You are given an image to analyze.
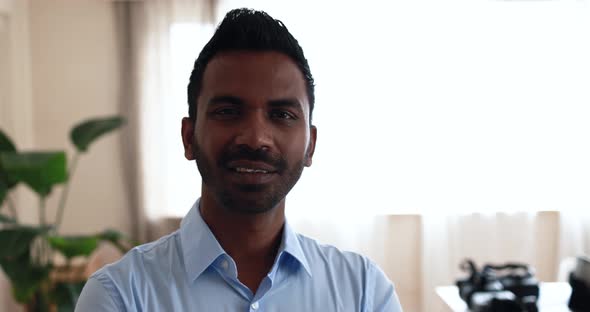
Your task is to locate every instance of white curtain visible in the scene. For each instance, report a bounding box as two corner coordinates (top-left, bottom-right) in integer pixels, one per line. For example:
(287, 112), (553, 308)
(558, 211), (590, 270)
(114, 0), (214, 241)
(210, 3), (590, 311)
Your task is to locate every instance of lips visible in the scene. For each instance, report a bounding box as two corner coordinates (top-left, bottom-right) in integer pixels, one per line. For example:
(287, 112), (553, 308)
(224, 160), (279, 185)
(226, 160), (278, 174)
(234, 167), (270, 173)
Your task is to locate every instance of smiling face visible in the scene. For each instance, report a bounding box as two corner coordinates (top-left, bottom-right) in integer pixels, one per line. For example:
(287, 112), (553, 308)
(181, 51), (317, 214)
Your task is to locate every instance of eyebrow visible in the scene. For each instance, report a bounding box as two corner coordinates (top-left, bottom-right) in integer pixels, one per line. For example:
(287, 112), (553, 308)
(208, 96), (304, 112)
(207, 95), (245, 107)
(268, 98), (304, 113)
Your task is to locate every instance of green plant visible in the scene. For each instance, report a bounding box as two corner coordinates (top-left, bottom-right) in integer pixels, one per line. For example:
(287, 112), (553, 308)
(0, 116), (131, 311)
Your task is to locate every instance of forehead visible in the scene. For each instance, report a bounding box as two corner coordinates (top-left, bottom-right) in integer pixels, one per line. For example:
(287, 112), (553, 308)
(198, 51), (309, 111)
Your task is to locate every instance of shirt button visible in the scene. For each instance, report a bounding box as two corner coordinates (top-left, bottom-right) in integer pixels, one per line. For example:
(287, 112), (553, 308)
(221, 260), (229, 270)
(251, 301), (259, 310)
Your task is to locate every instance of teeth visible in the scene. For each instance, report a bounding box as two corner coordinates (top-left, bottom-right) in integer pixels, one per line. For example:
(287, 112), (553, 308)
(234, 167), (269, 174)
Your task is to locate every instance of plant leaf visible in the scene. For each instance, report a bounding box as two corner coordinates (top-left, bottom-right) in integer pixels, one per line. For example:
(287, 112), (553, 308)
(0, 213), (16, 224)
(0, 226), (51, 303)
(0, 226), (49, 257)
(97, 229), (123, 243)
(0, 131), (19, 190)
(50, 281), (85, 312)
(70, 116), (125, 152)
(0, 180), (6, 207)
(0, 129), (18, 193)
(0, 129), (16, 152)
(0, 152), (67, 197)
(0, 165), (19, 191)
(97, 229), (135, 253)
(48, 235), (99, 259)
(0, 251), (50, 303)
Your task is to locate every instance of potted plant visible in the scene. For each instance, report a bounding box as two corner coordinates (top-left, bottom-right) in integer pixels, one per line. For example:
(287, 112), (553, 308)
(0, 116), (132, 311)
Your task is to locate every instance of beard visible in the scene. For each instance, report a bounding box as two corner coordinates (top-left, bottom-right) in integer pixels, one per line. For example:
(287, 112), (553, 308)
(193, 141), (307, 214)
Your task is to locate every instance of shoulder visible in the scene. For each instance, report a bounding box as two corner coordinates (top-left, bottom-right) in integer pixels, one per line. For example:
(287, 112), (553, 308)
(295, 233), (403, 311)
(296, 232), (376, 273)
(81, 231), (183, 305)
(93, 230), (181, 280)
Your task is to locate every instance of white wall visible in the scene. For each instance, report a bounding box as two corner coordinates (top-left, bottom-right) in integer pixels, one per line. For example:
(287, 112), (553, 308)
(1, 0), (131, 309)
(28, 0), (131, 235)
(1, 0), (35, 310)
(0, 0), (133, 235)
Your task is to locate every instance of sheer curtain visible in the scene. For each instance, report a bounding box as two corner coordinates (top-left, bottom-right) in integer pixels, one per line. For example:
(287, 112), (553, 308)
(415, 1), (590, 309)
(126, 0), (590, 311)
(114, 0), (214, 241)
(208, 0), (590, 216)
(559, 211), (590, 269)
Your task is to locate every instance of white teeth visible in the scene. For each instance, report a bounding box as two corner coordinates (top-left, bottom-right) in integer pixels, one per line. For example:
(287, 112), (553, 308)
(234, 167), (269, 174)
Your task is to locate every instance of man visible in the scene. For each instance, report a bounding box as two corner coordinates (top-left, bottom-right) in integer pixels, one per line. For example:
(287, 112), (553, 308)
(76, 8), (403, 311)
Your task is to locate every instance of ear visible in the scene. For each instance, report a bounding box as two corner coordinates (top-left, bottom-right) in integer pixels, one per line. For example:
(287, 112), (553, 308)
(304, 125), (317, 167)
(181, 117), (196, 160)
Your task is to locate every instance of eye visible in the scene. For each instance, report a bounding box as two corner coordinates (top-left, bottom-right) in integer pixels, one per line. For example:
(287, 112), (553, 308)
(210, 107), (240, 119)
(216, 108), (239, 115)
(269, 110), (297, 120)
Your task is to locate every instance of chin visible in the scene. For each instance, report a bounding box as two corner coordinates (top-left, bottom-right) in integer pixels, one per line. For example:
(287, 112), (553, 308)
(217, 189), (283, 215)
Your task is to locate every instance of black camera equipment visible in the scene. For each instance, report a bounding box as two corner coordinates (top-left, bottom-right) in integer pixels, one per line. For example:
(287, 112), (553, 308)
(568, 256), (590, 311)
(456, 259), (539, 312)
(568, 272), (590, 311)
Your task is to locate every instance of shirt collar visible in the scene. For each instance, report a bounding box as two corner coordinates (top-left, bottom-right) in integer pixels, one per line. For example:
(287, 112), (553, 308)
(180, 198), (312, 281)
(180, 199), (226, 282)
(279, 220), (312, 277)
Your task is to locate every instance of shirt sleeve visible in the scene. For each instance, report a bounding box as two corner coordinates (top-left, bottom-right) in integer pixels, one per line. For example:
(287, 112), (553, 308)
(75, 275), (124, 312)
(366, 262), (404, 312)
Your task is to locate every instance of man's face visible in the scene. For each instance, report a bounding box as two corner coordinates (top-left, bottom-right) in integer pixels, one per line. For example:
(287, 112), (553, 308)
(181, 51), (316, 214)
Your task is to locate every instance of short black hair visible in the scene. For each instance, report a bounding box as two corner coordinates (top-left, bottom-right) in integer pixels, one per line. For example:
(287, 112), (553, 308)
(187, 8), (315, 123)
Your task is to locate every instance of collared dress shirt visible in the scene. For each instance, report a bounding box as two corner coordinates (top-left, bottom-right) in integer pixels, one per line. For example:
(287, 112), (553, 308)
(76, 200), (403, 311)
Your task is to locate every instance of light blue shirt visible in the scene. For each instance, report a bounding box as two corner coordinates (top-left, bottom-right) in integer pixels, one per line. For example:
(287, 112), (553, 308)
(76, 200), (403, 311)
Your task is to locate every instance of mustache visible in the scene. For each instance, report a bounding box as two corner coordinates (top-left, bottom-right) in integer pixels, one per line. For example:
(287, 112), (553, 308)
(218, 146), (287, 172)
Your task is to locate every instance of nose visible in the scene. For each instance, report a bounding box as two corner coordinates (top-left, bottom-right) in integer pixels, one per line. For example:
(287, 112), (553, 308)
(234, 110), (273, 150)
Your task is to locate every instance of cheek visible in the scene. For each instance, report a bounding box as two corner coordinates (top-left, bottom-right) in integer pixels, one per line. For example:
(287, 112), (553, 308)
(196, 126), (232, 157)
(282, 129), (310, 159)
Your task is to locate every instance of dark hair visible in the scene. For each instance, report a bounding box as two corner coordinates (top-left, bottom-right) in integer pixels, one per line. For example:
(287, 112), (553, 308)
(187, 8), (315, 123)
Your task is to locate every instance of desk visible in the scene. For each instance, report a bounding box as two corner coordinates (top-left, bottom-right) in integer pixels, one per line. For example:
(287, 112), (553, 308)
(436, 282), (572, 312)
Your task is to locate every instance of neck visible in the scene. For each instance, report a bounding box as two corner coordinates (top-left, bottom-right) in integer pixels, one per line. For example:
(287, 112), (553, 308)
(199, 191), (286, 293)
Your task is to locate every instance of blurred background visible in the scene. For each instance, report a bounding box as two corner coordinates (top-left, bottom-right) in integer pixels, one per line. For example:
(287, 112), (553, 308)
(1, 0), (589, 311)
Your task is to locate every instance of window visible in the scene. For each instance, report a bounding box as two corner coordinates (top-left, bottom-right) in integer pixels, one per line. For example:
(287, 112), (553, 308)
(163, 1), (590, 217)
(161, 23), (214, 217)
